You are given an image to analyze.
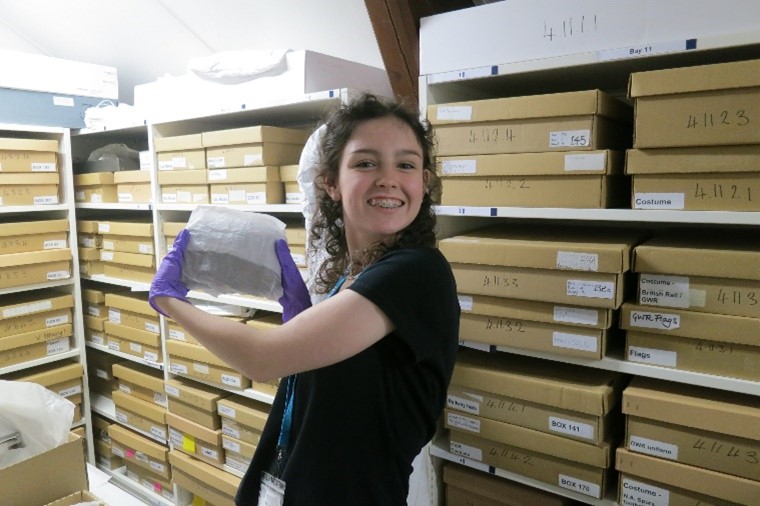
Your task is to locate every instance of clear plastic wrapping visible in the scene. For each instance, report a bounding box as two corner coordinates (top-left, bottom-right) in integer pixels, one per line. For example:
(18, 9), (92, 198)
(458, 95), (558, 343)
(182, 206), (287, 299)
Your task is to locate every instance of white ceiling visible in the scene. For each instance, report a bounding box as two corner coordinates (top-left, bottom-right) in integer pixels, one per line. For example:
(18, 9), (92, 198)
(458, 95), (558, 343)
(0, 0), (385, 104)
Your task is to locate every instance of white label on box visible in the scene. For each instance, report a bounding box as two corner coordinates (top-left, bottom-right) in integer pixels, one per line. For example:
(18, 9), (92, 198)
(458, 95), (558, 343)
(558, 474), (600, 498)
(115, 410), (128, 424)
(549, 130), (590, 148)
(169, 428), (184, 446)
(170, 363), (188, 374)
(119, 384), (132, 394)
(620, 478), (670, 506)
(564, 152), (606, 171)
(177, 191), (191, 203)
(80, 237), (95, 248)
(90, 333), (105, 345)
(566, 280), (614, 299)
(630, 310), (680, 330)
(222, 374), (242, 387)
(192, 193), (206, 203)
(47, 337), (69, 355)
(193, 362), (209, 374)
(436, 106), (472, 121)
(171, 156), (187, 168)
(441, 159), (477, 175)
(31, 162), (56, 172)
(162, 192), (178, 203)
(43, 240), (66, 249)
(447, 394), (480, 415)
(158, 161), (174, 170)
(138, 243), (153, 254)
(212, 193), (229, 204)
(457, 295), (473, 311)
(449, 440), (482, 461)
(47, 270), (70, 280)
(246, 192), (266, 204)
(59, 385), (81, 397)
(553, 306), (598, 326)
(164, 384), (180, 397)
(639, 274), (690, 308)
(628, 346), (677, 367)
(144, 351), (158, 363)
(223, 425), (241, 439)
(130, 342), (142, 353)
(549, 417), (594, 440)
(45, 314), (69, 326)
(151, 426), (166, 439)
(75, 190), (85, 201)
(556, 251), (598, 271)
(53, 96), (74, 106)
(102, 241), (114, 250)
(145, 322), (159, 333)
(286, 192), (306, 204)
(96, 368), (109, 380)
(201, 446), (218, 459)
(208, 168), (227, 179)
(98, 223), (110, 233)
(208, 157), (226, 169)
(100, 251), (114, 261)
(111, 446), (125, 458)
(552, 332), (598, 352)
(118, 193), (133, 203)
(629, 435), (678, 460)
(135, 451), (148, 464)
(150, 461), (165, 473)
(218, 405), (236, 418)
(108, 308), (121, 323)
(34, 195), (58, 205)
(3, 300), (52, 318)
(244, 153), (262, 165)
(447, 412), (480, 433)
(223, 438), (241, 452)
(169, 329), (186, 341)
(459, 340), (492, 352)
(634, 192), (685, 210)
(291, 253), (306, 265)
(153, 392), (169, 407)
(91, 194), (102, 203)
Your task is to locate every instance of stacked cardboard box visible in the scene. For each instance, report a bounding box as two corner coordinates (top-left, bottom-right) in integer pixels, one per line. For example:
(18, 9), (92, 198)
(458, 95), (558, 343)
(104, 292), (162, 365)
(0, 289), (74, 368)
(166, 337), (251, 391)
(0, 137), (60, 207)
(427, 91), (632, 208)
(114, 169), (152, 204)
(73, 172), (117, 203)
(217, 395), (271, 473)
(440, 225), (644, 359)
(279, 163), (305, 204)
(169, 449), (241, 505)
(202, 125), (308, 205)
(282, 220), (307, 268)
(616, 378), (760, 504)
(164, 376), (227, 431)
(97, 219), (155, 283)
(77, 220), (104, 277)
(91, 413), (123, 470)
(86, 346), (123, 400)
(111, 362), (168, 444)
(155, 133), (209, 204)
(108, 423), (174, 502)
(445, 348), (625, 501)
(627, 59), (760, 211)
(244, 313), (282, 396)
(621, 232), (760, 381)
(0, 219), (72, 290)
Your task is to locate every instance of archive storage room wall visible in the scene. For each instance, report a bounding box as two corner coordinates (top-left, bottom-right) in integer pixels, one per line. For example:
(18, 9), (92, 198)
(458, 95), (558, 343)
(420, 2), (760, 506)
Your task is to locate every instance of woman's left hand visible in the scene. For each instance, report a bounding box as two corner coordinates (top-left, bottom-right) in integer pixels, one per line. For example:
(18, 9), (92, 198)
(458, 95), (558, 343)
(274, 239), (312, 322)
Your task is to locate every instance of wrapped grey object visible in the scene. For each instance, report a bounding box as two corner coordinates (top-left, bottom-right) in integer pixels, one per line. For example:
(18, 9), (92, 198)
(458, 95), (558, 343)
(182, 206), (287, 299)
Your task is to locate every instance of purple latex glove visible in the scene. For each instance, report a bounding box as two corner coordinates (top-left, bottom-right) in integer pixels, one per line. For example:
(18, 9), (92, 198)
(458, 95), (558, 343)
(149, 229), (191, 316)
(275, 239), (311, 323)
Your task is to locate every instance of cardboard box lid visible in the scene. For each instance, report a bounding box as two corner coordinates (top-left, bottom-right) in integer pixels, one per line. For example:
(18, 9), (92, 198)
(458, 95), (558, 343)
(0, 137), (58, 152)
(162, 221), (187, 236)
(279, 164), (299, 181)
(45, 490), (106, 506)
(73, 172), (115, 186)
(157, 168), (208, 185)
(113, 361), (165, 392)
(633, 232), (760, 280)
(439, 150), (623, 177)
(97, 220), (153, 237)
(104, 320), (159, 346)
(112, 389), (166, 421)
(629, 58), (760, 98)
(1, 433), (87, 506)
(107, 423), (168, 460)
(165, 411), (222, 445)
(428, 90), (632, 124)
(113, 169), (151, 184)
(0, 172), (59, 185)
(626, 145), (760, 175)
(0, 290), (73, 319)
(216, 395), (271, 429)
(0, 219), (68, 237)
(201, 125), (310, 147)
(165, 376), (227, 411)
(0, 248), (71, 269)
(452, 348), (624, 415)
(169, 449), (240, 495)
(105, 292), (153, 317)
(616, 447), (760, 505)
(153, 133), (203, 152)
(440, 226), (646, 273)
(3, 360), (82, 385)
(166, 339), (229, 368)
(622, 377), (760, 440)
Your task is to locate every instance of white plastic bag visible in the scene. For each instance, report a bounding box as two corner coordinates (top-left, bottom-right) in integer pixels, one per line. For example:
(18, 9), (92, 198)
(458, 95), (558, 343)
(182, 206), (287, 299)
(0, 380), (75, 469)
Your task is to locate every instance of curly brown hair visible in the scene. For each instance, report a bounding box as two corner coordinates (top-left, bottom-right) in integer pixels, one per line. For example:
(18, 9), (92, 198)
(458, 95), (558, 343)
(308, 93), (440, 294)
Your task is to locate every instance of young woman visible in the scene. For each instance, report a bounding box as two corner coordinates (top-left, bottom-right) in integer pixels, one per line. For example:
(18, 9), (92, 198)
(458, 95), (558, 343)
(150, 93), (460, 505)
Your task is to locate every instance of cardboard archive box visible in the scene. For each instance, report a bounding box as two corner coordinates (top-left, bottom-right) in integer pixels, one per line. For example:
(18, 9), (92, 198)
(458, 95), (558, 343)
(165, 376), (227, 429)
(428, 90), (632, 156)
(124, 460), (175, 503)
(449, 349), (624, 446)
(73, 172), (117, 203)
(169, 449), (241, 506)
(438, 150), (628, 208)
(0, 137), (58, 173)
(443, 462), (572, 506)
(107, 423), (171, 481)
(112, 388), (168, 443)
(113, 361), (168, 408)
(209, 181), (285, 205)
(0, 219), (68, 255)
(0, 248), (71, 290)
(103, 320), (161, 364)
(0, 322), (72, 368)
(632, 233), (760, 319)
(86, 347), (123, 399)
(113, 169), (152, 204)
(622, 377), (760, 483)
(217, 395), (271, 447)
(630, 58), (760, 149)
(154, 133), (206, 171)
(166, 411), (225, 468)
(279, 164), (305, 204)
(627, 145), (760, 211)
(0, 171), (59, 206)
(166, 339), (252, 390)
(105, 292), (160, 334)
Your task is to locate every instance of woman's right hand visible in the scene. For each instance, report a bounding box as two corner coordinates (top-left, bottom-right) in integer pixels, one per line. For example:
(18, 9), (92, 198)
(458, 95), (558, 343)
(149, 229), (191, 316)
(274, 239), (312, 322)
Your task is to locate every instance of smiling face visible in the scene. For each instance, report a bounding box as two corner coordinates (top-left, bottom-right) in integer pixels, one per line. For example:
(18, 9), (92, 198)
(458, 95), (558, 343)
(325, 116), (429, 255)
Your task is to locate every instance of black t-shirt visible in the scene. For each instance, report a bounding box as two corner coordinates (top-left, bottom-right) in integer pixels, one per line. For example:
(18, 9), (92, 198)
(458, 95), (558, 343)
(236, 247), (460, 505)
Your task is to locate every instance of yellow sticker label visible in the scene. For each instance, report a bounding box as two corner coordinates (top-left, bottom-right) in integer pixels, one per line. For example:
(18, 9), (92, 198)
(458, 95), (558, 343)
(191, 495), (206, 506)
(182, 434), (196, 453)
